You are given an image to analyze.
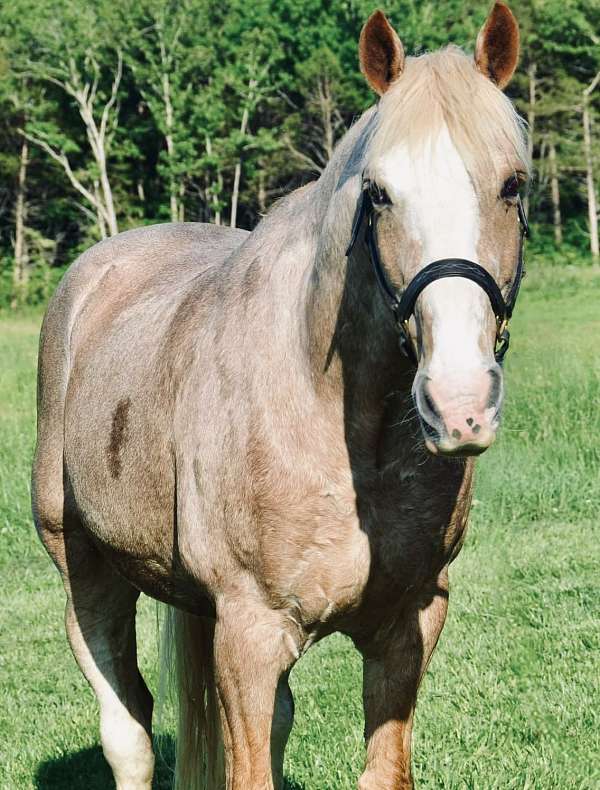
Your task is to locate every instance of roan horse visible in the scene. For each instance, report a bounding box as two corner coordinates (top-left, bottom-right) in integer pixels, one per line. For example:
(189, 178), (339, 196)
(32, 4), (529, 788)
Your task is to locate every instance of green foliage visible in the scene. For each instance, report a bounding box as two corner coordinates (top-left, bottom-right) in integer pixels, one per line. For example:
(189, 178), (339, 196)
(0, 256), (65, 309)
(0, 0), (598, 307)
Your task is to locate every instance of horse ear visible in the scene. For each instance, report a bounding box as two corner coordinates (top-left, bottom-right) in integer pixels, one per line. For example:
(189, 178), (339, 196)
(359, 11), (405, 96)
(475, 2), (520, 89)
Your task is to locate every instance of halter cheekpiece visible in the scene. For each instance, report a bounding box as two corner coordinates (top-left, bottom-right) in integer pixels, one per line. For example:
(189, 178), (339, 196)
(345, 176), (529, 365)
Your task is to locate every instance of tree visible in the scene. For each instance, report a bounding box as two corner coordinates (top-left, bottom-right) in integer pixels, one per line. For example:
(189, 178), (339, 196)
(283, 47), (348, 175)
(0, 55), (32, 306)
(21, 52), (123, 239)
(216, 22), (282, 228)
(10, 0), (125, 239)
(0, 33), (59, 306)
(123, 0), (212, 223)
(510, 0), (599, 247)
(582, 71), (600, 258)
(0, 0), (599, 283)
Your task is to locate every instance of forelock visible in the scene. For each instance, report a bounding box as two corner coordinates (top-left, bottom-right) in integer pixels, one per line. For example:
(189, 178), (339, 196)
(366, 46), (529, 177)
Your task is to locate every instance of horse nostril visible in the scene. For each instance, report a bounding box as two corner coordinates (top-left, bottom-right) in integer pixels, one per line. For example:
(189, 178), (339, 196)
(451, 429), (462, 440)
(413, 376), (444, 442)
(472, 424), (481, 434)
(486, 366), (503, 410)
(422, 382), (442, 423)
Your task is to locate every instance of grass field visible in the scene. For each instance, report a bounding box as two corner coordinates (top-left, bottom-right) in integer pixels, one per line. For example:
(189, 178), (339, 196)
(1, 266), (599, 789)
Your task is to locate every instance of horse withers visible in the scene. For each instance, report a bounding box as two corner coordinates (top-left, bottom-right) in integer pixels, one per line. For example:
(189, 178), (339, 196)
(32, 4), (529, 788)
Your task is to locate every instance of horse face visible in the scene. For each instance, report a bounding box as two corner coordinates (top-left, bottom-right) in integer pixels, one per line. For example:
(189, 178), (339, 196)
(359, 5), (525, 458)
(372, 129), (525, 457)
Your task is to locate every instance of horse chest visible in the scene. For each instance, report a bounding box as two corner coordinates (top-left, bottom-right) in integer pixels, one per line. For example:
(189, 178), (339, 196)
(263, 463), (472, 629)
(357, 465), (473, 606)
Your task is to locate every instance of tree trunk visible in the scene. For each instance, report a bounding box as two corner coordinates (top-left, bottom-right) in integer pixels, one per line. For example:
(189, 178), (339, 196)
(162, 69), (179, 224)
(548, 140), (562, 247)
(11, 136), (29, 309)
(230, 104), (249, 229)
(94, 180), (107, 240)
(97, 148), (118, 236)
(73, 51), (121, 236)
(525, 62), (536, 216)
(178, 181), (185, 222)
(215, 170), (223, 226)
(258, 166), (266, 215)
(230, 78), (257, 228)
(319, 76), (335, 163)
(582, 74), (600, 259)
(205, 135), (221, 224)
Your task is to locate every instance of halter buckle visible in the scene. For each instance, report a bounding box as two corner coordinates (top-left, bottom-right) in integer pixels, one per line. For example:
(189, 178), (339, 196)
(397, 318), (417, 362)
(494, 319), (511, 365)
(496, 317), (509, 339)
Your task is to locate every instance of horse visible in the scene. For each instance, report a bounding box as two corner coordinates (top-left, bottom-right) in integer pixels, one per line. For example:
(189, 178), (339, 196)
(32, 4), (529, 788)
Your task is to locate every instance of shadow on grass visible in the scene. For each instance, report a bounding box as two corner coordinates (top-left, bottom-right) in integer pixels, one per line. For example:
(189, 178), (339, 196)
(35, 736), (305, 789)
(35, 742), (176, 789)
(35, 745), (113, 790)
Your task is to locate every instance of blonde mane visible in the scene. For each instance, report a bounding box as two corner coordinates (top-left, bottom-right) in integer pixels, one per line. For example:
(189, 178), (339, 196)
(367, 45), (529, 175)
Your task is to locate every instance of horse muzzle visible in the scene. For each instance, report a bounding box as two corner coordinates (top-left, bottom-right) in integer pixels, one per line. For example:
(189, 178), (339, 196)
(412, 366), (503, 457)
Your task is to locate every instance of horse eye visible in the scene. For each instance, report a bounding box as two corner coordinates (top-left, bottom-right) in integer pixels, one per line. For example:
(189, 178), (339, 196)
(501, 175), (520, 200)
(369, 182), (392, 207)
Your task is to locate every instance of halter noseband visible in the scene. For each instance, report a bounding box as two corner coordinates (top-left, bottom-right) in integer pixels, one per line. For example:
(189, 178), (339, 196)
(345, 178), (529, 365)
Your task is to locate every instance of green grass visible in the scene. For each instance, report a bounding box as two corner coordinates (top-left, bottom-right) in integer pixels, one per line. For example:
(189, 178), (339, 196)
(1, 268), (599, 789)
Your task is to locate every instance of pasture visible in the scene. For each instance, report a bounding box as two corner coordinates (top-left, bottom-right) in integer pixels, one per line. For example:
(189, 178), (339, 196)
(1, 266), (599, 789)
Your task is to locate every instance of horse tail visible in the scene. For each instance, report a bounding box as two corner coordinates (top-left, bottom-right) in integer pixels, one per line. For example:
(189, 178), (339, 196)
(161, 607), (224, 789)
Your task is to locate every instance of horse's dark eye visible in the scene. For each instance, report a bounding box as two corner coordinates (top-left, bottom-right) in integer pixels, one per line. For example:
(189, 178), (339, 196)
(501, 175), (520, 200)
(369, 182), (392, 207)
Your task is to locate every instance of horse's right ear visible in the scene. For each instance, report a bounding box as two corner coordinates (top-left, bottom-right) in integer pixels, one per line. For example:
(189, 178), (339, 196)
(475, 3), (520, 89)
(359, 11), (405, 96)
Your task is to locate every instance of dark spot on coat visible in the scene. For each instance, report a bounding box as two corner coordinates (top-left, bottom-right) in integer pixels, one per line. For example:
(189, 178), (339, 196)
(107, 398), (131, 479)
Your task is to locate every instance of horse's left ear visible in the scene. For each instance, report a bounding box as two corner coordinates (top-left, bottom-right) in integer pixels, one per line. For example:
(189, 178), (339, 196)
(475, 2), (520, 89)
(359, 11), (405, 96)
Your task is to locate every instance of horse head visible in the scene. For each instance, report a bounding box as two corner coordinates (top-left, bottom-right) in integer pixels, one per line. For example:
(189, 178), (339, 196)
(355, 4), (528, 457)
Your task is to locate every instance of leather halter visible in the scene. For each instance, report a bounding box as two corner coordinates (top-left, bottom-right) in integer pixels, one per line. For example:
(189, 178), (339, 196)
(345, 179), (529, 365)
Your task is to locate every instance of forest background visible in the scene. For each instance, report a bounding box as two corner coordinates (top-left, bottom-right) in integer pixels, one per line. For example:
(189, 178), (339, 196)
(0, 0), (599, 308)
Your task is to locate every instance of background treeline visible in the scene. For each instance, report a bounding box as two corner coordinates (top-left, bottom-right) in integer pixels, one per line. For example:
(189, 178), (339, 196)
(0, 0), (598, 308)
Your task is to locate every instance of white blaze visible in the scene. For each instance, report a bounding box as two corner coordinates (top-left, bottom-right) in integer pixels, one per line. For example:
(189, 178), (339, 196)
(377, 125), (490, 375)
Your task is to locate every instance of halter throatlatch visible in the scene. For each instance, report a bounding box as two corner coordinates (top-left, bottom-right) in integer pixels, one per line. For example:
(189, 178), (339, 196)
(345, 178), (529, 366)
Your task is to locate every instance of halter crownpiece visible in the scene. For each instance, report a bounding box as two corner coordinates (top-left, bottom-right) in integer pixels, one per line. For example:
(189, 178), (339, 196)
(346, 177), (529, 365)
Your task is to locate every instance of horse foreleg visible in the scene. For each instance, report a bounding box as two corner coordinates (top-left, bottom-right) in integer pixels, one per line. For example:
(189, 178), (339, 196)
(214, 598), (300, 790)
(357, 571), (449, 790)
